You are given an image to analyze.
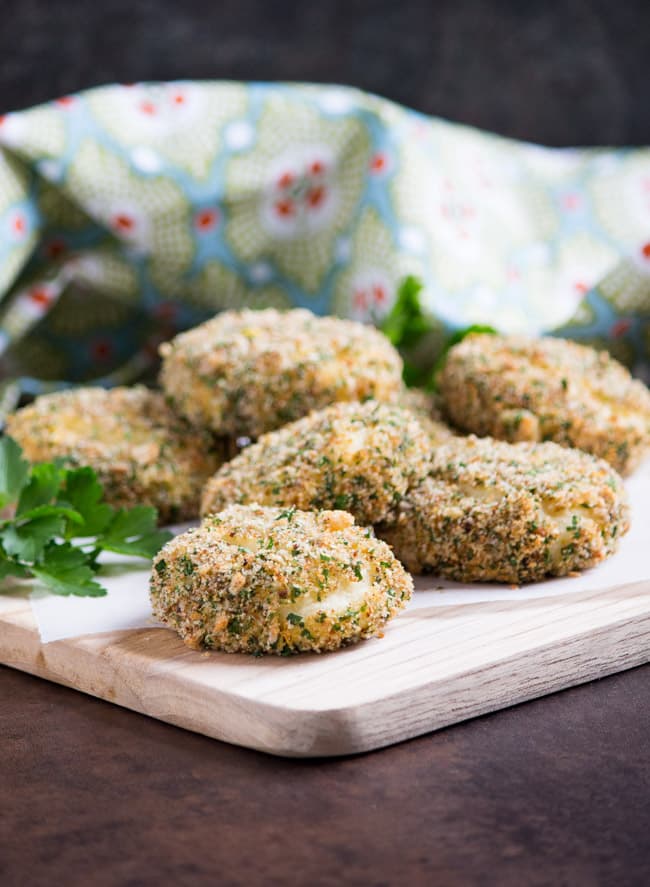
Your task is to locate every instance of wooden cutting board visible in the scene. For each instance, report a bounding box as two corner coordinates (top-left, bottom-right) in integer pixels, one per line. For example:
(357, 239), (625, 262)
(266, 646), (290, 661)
(1, 578), (648, 757)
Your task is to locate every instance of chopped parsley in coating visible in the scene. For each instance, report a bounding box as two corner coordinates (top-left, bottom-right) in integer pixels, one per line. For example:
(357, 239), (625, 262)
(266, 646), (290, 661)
(377, 435), (630, 583)
(150, 505), (412, 654)
(438, 333), (650, 475)
(6, 386), (224, 523)
(200, 400), (432, 525)
(159, 307), (404, 439)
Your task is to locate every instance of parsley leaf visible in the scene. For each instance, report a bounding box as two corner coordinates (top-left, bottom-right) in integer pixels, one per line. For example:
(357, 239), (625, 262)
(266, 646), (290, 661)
(381, 276), (498, 389)
(33, 543), (106, 598)
(2, 513), (68, 563)
(381, 275), (432, 350)
(0, 436), (29, 509)
(16, 461), (65, 516)
(60, 467), (113, 536)
(0, 436), (172, 598)
(98, 506), (171, 558)
(0, 544), (28, 580)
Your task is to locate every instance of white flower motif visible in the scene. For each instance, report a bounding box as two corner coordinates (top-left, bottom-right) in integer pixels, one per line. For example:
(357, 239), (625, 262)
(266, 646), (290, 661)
(260, 145), (339, 239)
(0, 114), (27, 148)
(318, 89), (356, 115)
(224, 120), (255, 151)
(347, 269), (393, 322)
(6, 208), (28, 240)
(87, 198), (153, 253)
(88, 82), (247, 181)
(398, 226), (426, 253)
(110, 83), (207, 140)
(130, 146), (164, 174)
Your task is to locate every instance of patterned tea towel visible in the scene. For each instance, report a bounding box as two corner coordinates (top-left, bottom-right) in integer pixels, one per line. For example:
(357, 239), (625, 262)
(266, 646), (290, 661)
(0, 80), (648, 394)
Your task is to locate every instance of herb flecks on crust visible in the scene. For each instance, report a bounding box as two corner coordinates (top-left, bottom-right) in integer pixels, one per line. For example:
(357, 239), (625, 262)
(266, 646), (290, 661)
(201, 400), (431, 525)
(438, 333), (650, 475)
(159, 307), (403, 438)
(150, 505), (412, 654)
(6, 386), (223, 523)
(377, 435), (629, 584)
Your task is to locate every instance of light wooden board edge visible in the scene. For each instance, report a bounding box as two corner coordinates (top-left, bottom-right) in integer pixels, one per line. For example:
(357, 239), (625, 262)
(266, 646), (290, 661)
(1, 582), (649, 758)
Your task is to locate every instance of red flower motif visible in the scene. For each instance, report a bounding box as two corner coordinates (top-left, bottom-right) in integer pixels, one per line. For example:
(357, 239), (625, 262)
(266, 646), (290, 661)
(195, 209), (219, 231)
(310, 159), (325, 176)
(55, 96), (75, 108)
(562, 193), (581, 211)
(611, 319), (631, 338)
(11, 213), (26, 236)
(370, 152), (387, 174)
(29, 287), (54, 307)
(372, 284), (386, 304)
(306, 185), (325, 208)
(274, 198), (295, 218)
(574, 281), (589, 295)
(139, 100), (157, 116)
(641, 242), (650, 260)
(112, 213), (135, 232)
(277, 171), (295, 190)
(353, 289), (368, 311)
(171, 92), (186, 106)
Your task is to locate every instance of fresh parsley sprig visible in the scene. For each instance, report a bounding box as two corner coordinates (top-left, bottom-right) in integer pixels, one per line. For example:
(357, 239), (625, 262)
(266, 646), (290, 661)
(0, 436), (172, 597)
(381, 276), (498, 389)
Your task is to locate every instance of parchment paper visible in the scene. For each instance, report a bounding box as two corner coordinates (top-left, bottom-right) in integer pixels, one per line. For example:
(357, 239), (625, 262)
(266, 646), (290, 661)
(28, 463), (650, 643)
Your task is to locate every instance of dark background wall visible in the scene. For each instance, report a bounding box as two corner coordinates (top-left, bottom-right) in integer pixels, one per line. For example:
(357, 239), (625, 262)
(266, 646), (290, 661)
(2, 0), (650, 147)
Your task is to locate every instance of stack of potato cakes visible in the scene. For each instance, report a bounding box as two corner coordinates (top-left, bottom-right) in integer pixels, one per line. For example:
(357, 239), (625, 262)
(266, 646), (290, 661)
(8, 309), (650, 655)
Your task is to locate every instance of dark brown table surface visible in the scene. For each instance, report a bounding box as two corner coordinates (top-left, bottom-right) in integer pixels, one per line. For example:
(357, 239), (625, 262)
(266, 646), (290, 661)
(1, 664), (649, 886)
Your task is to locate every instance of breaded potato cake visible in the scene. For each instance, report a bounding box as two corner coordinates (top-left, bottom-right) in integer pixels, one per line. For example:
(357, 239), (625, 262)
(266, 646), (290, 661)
(398, 387), (455, 445)
(6, 386), (223, 523)
(438, 333), (650, 475)
(201, 400), (431, 525)
(377, 436), (629, 584)
(150, 505), (412, 654)
(159, 308), (403, 438)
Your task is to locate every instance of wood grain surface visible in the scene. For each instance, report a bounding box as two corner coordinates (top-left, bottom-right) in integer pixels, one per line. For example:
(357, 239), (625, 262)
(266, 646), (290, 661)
(2, 661), (649, 887)
(1, 578), (648, 757)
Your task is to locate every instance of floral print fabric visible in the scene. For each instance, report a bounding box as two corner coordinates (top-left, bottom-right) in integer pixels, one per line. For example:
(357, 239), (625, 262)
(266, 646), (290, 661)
(0, 80), (648, 390)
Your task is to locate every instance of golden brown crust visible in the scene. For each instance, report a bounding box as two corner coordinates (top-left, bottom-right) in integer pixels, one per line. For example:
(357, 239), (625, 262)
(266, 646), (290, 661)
(200, 400), (432, 525)
(6, 386), (223, 523)
(377, 435), (629, 583)
(398, 387), (455, 446)
(159, 308), (403, 438)
(438, 334), (650, 475)
(150, 505), (412, 654)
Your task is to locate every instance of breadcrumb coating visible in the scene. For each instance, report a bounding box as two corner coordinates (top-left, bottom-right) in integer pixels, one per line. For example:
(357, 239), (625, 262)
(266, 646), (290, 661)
(377, 435), (629, 583)
(398, 387), (455, 446)
(150, 505), (412, 654)
(6, 386), (223, 523)
(438, 333), (650, 475)
(201, 400), (431, 525)
(159, 308), (403, 438)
